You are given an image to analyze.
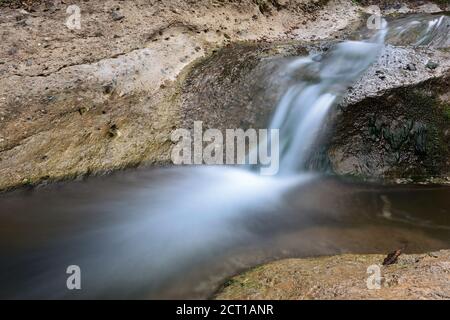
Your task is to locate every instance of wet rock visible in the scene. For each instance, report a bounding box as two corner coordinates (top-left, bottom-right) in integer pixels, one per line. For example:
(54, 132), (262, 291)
(412, 122), (427, 154)
(426, 61), (439, 70)
(180, 42), (308, 134)
(329, 76), (449, 181)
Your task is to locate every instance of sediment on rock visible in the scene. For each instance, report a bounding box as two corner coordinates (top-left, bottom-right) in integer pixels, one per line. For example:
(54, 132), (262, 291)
(215, 250), (450, 300)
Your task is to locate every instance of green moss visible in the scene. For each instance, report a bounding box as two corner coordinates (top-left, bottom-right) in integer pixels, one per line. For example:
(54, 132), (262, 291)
(443, 103), (450, 121)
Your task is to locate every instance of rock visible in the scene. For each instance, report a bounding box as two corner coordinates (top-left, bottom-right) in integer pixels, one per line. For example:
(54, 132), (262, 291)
(111, 10), (125, 21)
(426, 61), (439, 70)
(103, 83), (114, 94)
(405, 63), (417, 71)
(216, 250), (450, 300)
(107, 124), (120, 138)
(0, 0), (448, 190)
(327, 40), (450, 182)
(329, 76), (449, 181)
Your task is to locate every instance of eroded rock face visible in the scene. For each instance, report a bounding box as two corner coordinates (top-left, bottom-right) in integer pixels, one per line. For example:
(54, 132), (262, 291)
(320, 12), (450, 182)
(215, 250), (450, 300)
(179, 37), (450, 182)
(179, 42), (309, 132)
(0, 0), (360, 190)
(0, 0), (448, 190)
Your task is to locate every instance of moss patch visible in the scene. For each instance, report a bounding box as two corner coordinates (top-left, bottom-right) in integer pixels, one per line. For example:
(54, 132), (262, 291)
(443, 103), (450, 121)
(329, 76), (450, 181)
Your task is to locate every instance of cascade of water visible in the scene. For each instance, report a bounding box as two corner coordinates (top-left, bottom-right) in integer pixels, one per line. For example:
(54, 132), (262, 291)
(386, 14), (450, 48)
(269, 23), (387, 174)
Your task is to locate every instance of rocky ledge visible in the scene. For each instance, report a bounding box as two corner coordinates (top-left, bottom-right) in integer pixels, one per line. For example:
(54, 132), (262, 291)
(216, 250), (450, 300)
(0, 0), (360, 191)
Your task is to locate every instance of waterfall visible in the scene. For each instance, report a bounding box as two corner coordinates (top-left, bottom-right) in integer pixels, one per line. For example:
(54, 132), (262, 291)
(269, 23), (387, 175)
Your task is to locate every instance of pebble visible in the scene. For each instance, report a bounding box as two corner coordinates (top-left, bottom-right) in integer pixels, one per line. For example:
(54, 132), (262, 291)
(426, 61), (438, 70)
(111, 10), (125, 21)
(405, 63), (416, 71)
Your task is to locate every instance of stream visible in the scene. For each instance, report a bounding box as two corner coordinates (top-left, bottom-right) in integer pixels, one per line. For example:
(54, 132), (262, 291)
(0, 13), (449, 299)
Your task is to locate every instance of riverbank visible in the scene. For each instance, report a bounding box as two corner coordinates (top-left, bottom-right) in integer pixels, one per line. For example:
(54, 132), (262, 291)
(216, 250), (450, 299)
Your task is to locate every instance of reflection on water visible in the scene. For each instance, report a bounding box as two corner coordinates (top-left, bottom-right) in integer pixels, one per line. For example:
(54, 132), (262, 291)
(0, 167), (449, 299)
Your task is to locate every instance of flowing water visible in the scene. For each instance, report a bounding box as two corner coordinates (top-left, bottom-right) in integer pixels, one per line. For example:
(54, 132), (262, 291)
(271, 29), (386, 173)
(385, 13), (450, 48)
(0, 14), (449, 299)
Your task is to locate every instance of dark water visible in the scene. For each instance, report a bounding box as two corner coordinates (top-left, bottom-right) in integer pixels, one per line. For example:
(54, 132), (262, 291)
(0, 167), (449, 299)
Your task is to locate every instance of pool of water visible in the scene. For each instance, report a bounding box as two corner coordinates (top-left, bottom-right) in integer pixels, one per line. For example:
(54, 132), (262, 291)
(0, 167), (448, 299)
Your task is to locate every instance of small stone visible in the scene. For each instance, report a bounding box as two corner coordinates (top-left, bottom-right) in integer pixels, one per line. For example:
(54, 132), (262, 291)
(405, 63), (416, 71)
(108, 124), (120, 138)
(426, 61), (439, 70)
(111, 10), (125, 21)
(8, 47), (18, 56)
(78, 107), (89, 115)
(103, 83), (114, 94)
(428, 252), (439, 258)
